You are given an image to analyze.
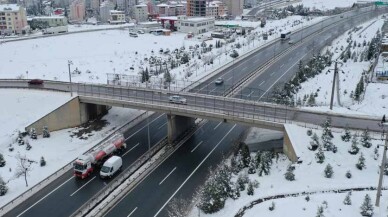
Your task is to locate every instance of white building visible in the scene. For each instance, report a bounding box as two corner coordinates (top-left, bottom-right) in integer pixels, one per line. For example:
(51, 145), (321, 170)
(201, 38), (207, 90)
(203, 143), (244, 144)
(134, 4), (148, 22)
(100, 1), (115, 23)
(176, 15), (214, 34)
(109, 10), (125, 24)
(223, 0), (243, 17)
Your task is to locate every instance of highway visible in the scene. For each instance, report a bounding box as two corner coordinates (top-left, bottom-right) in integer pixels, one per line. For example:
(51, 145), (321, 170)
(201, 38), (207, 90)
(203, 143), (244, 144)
(247, 0), (286, 16)
(3, 6), (386, 217)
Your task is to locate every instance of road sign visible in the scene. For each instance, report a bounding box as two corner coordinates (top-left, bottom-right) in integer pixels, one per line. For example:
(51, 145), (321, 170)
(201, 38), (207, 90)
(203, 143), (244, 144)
(375, 1), (388, 5)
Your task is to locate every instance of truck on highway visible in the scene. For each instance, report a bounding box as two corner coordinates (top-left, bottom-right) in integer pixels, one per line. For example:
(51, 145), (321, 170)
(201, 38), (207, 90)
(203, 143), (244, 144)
(42, 25), (68, 34)
(73, 133), (126, 179)
(100, 156), (122, 179)
(280, 31), (291, 41)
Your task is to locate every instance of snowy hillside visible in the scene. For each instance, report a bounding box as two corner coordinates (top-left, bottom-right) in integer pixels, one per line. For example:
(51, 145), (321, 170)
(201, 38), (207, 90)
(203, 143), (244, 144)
(300, 0), (375, 10)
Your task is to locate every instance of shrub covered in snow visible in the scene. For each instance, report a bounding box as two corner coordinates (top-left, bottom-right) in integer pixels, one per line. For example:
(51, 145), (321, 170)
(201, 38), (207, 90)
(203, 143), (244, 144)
(324, 164), (334, 178)
(360, 194), (373, 217)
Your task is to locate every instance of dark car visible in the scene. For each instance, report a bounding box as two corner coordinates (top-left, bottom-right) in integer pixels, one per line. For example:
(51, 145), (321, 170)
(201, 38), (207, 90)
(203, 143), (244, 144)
(28, 79), (44, 85)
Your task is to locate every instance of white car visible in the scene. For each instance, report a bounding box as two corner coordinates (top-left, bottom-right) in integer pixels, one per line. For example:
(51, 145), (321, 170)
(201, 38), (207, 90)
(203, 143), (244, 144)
(215, 78), (224, 85)
(169, 95), (187, 104)
(288, 40), (294, 44)
(137, 30), (145, 34)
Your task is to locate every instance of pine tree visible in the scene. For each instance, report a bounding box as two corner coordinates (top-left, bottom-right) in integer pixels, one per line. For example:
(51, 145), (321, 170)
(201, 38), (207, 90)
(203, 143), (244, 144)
(341, 126), (351, 142)
(321, 118), (334, 151)
(373, 147), (379, 160)
(348, 134), (359, 155)
(30, 128), (37, 140)
(307, 93), (316, 106)
(164, 70), (172, 83)
(240, 143), (251, 168)
(0, 176), (8, 196)
(309, 133), (320, 151)
(360, 129), (372, 148)
(0, 153), (5, 167)
(356, 153), (366, 170)
(269, 201), (275, 211)
(248, 160), (256, 174)
(144, 67), (150, 82)
(42, 126), (50, 138)
(343, 192), (352, 205)
(346, 170), (352, 179)
(360, 194), (373, 217)
(324, 164), (334, 178)
(284, 164), (296, 181)
(257, 151), (272, 176)
(40, 156), (46, 167)
(316, 145), (325, 164)
(229, 182), (240, 200)
(316, 206), (324, 217)
(247, 181), (254, 195)
(237, 174), (248, 191)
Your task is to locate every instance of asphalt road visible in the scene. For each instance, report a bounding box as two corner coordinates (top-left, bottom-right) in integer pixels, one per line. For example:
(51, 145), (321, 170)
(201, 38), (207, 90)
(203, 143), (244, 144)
(247, 0), (285, 16)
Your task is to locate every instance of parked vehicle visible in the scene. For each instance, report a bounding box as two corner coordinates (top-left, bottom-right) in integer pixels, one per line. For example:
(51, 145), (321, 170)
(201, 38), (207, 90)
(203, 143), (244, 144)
(215, 78), (224, 85)
(100, 156), (122, 179)
(129, 32), (138, 37)
(137, 30), (145, 34)
(281, 31), (291, 41)
(28, 79), (44, 85)
(42, 26), (68, 34)
(73, 134), (126, 179)
(169, 95), (187, 104)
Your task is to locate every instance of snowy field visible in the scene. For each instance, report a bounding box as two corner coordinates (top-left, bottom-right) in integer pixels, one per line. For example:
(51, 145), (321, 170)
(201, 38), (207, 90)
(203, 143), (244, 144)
(188, 124), (388, 217)
(0, 89), (140, 207)
(299, 0), (375, 10)
(296, 18), (388, 116)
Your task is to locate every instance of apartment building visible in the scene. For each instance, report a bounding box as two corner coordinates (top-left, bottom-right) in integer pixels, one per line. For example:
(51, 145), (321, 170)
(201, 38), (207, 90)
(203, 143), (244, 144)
(0, 4), (28, 34)
(134, 3), (148, 22)
(187, 0), (206, 17)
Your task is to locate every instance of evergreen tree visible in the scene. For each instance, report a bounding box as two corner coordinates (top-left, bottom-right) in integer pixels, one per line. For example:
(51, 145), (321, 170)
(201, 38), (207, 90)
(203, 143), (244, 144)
(307, 129), (313, 136)
(316, 206), (324, 217)
(348, 134), (359, 155)
(30, 128), (37, 140)
(321, 118), (334, 151)
(360, 194), (374, 217)
(0, 153), (5, 167)
(0, 176), (8, 196)
(269, 202), (275, 211)
(240, 143), (251, 168)
(341, 126), (351, 142)
(145, 67), (150, 82)
(42, 126), (50, 138)
(343, 192), (352, 205)
(247, 160), (256, 174)
(309, 133), (320, 151)
(346, 170), (352, 179)
(26, 141), (32, 151)
(257, 151), (272, 176)
(164, 70), (172, 83)
(316, 145), (325, 164)
(40, 156), (46, 167)
(356, 152), (366, 170)
(284, 165), (295, 181)
(229, 182), (240, 200)
(247, 181), (254, 195)
(324, 164), (334, 178)
(237, 174), (248, 191)
(373, 147), (379, 160)
(360, 129), (372, 148)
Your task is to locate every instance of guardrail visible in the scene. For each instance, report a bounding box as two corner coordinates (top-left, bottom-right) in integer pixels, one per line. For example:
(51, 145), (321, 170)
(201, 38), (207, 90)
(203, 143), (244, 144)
(0, 110), (149, 215)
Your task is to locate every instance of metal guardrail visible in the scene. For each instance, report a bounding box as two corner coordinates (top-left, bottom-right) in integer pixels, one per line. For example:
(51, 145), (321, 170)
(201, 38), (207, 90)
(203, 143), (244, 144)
(0, 110), (149, 215)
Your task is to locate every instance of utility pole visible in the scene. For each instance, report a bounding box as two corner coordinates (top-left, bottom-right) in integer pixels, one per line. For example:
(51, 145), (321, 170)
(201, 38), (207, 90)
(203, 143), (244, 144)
(376, 119), (388, 207)
(329, 61), (338, 110)
(68, 60), (73, 97)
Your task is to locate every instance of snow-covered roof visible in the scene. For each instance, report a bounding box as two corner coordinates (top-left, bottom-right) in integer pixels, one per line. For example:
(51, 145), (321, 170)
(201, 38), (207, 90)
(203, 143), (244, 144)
(32, 16), (66, 19)
(0, 4), (21, 12)
(135, 4), (147, 7)
(157, 3), (168, 7)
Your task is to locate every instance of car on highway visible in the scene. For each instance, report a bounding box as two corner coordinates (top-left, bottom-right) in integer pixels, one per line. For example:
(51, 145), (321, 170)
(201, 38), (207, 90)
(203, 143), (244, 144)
(215, 78), (224, 85)
(129, 32), (138, 37)
(169, 95), (187, 104)
(288, 40), (294, 44)
(28, 79), (44, 85)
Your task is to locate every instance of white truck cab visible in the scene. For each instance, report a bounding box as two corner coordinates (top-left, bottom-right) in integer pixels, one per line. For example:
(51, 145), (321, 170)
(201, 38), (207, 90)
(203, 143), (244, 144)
(100, 156), (122, 179)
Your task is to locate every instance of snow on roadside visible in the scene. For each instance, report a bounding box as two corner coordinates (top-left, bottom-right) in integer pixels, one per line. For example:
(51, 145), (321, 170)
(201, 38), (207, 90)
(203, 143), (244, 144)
(299, 0), (374, 10)
(0, 89), (140, 207)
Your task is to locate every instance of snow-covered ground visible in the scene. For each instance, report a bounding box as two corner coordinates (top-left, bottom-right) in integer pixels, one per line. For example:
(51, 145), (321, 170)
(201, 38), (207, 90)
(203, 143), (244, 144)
(0, 89), (140, 207)
(188, 124), (388, 217)
(299, 0), (374, 10)
(297, 17), (388, 116)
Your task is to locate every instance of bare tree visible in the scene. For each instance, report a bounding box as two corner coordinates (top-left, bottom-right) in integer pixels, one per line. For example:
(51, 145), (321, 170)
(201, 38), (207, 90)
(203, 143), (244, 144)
(167, 198), (190, 217)
(14, 154), (36, 187)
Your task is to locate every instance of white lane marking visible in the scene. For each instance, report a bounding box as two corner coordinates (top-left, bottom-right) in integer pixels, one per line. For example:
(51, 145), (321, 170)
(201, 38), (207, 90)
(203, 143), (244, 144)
(280, 64), (285, 68)
(270, 71), (275, 77)
(153, 124), (237, 217)
(127, 207), (138, 217)
(259, 51), (309, 100)
(209, 87), (218, 94)
(247, 90), (255, 97)
(158, 122), (167, 129)
(242, 66), (248, 71)
(159, 167), (177, 185)
(226, 77), (233, 81)
(70, 176), (96, 197)
(191, 141), (204, 153)
(16, 176), (75, 217)
(122, 143), (140, 157)
(214, 121), (222, 130)
(125, 114), (164, 140)
(259, 81), (266, 86)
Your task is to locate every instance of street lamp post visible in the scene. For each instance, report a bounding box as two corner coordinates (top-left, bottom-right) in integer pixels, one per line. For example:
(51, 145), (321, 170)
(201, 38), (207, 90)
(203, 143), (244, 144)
(68, 60), (73, 97)
(376, 119), (388, 207)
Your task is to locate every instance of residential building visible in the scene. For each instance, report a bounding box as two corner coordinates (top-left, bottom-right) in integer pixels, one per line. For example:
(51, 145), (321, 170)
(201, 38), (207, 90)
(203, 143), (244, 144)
(69, 0), (85, 22)
(109, 10), (125, 24)
(134, 4), (148, 22)
(176, 15), (214, 34)
(206, 2), (218, 17)
(0, 4), (28, 34)
(187, 0), (206, 17)
(30, 16), (68, 27)
(223, 0), (243, 17)
(176, 4), (185, 16)
(157, 3), (169, 16)
(100, 0), (114, 23)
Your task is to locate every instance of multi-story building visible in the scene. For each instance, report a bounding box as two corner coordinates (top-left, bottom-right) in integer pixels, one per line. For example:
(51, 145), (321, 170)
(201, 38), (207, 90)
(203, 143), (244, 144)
(223, 0), (242, 17)
(69, 0), (85, 22)
(109, 10), (125, 24)
(30, 16), (68, 27)
(175, 3), (185, 16)
(176, 15), (214, 34)
(0, 4), (28, 34)
(157, 3), (169, 17)
(134, 3), (148, 22)
(206, 2), (218, 17)
(100, 0), (114, 23)
(187, 0), (206, 17)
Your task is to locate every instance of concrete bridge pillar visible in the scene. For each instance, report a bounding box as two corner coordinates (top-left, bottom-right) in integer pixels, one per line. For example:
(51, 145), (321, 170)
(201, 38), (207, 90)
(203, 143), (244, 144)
(167, 114), (195, 144)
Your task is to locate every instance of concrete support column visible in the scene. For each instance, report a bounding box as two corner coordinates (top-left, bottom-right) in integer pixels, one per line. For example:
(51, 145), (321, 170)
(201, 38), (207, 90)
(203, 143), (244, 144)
(167, 114), (195, 144)
(283, 128), (299, 163)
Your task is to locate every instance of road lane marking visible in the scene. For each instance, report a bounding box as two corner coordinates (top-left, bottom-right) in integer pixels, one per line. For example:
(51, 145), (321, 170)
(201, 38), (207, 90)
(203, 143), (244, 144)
(209, 87), (218, 94)
(280, 64), (285, 68)
(259, 81), (266, 86)
(191, 141), (204, 153)
(226, 77), (233, 81)
(158, 122), (167, 129)
(214, 121), (222, 130)
(270, 71), (275, 76)
(16, 176), (74, 217)
(153, 124), (237, 217)
(159, 167), (177, 185)
(247, 90), (255, 97)
(127, 207), (138, 217)
(242, 66), (248, 71)
(125, 114), (164, 140)
(122, 143), (140, 157)
(70, 176), (96, 197)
